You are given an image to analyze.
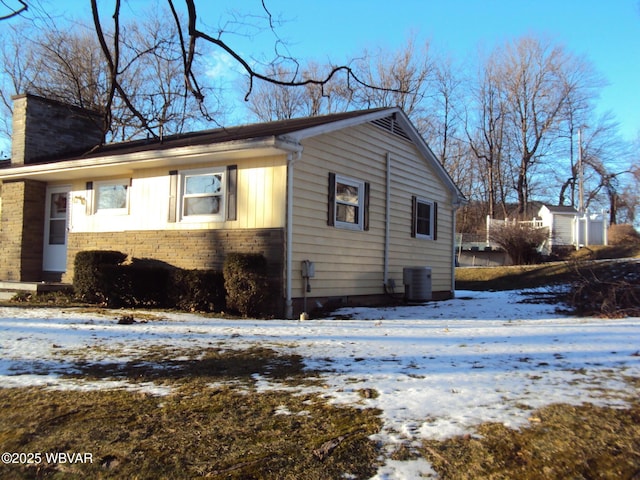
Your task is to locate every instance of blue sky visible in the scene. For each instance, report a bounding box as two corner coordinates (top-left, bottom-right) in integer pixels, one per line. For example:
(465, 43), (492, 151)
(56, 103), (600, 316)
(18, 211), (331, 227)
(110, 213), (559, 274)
(194, 0), (639, 140)
(7, 0), (640, 142)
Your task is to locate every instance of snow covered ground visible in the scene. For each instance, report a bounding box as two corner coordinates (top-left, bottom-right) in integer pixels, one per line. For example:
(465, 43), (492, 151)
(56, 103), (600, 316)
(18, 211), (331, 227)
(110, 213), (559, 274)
(1, 289), (639, 479)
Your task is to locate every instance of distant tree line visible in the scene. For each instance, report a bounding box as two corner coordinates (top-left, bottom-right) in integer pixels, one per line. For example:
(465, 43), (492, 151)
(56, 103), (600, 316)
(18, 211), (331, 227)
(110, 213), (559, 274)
(0, 1), (637, 231)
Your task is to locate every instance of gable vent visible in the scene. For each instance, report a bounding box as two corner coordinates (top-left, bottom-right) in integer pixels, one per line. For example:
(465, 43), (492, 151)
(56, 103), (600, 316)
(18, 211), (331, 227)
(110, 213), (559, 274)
(371, 115), (412, 142)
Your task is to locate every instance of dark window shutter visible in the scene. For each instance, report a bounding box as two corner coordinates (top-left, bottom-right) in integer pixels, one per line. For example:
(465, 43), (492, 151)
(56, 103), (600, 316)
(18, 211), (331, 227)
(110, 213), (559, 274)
(411, 195), (417, 237)
(363, 182), (370, 231)
(327, 172), (336, 226)
(226, 165), (238, 221)
(433, 202), (438, 240)
(85, 181), (93, 215)
(168, 170), (178, 222)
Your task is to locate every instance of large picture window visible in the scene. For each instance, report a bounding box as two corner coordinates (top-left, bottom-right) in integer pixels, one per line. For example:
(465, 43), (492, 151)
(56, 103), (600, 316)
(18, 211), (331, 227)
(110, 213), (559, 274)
(328, 173), (370, 231)
(180, 168), (225, 221)
(95, 179), (130, 214)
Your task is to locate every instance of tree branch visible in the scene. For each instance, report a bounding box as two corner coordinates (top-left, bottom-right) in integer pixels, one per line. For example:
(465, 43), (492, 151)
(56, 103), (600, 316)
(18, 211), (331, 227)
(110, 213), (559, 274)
(0, 0), (27, 21)
(91, 0), (158, 139)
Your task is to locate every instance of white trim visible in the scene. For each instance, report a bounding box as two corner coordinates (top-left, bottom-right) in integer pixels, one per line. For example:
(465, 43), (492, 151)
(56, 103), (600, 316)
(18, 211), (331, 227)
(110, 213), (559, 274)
(0, 139), (298, 182)
(43, 185), (71, 272)
(94, 179), (130, 215)
(334, 174), (365, 231)
(178, 167), (226, 223)
(283, 108), (394, 141)
(415, 197), (435, 240)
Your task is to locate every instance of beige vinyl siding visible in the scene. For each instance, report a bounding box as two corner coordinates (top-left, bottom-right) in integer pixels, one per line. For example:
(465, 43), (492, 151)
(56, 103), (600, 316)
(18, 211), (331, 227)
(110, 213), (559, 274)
(291, 123), (454, 299)
(69, 156), (287, 233)
(387, 141), (454, 293)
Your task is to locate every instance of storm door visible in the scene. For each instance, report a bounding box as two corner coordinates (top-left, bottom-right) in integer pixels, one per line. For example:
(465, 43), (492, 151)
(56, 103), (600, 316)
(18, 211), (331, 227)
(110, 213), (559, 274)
(43, 185), (71, 273)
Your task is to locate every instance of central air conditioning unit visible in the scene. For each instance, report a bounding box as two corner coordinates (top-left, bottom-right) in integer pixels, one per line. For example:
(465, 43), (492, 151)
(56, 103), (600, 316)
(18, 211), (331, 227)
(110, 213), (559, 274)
(403, 266), (432, 302)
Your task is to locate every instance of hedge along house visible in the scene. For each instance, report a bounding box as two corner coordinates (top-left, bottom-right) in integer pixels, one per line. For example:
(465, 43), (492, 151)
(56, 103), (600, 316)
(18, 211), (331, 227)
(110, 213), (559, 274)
(0, 94), (466, 317)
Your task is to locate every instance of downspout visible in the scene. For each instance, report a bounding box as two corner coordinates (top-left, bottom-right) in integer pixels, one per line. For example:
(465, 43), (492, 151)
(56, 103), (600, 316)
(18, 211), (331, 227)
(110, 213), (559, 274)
(451, 198), (463, 298)
(285, 149), (302, 319)
(383, 153), (391, 287)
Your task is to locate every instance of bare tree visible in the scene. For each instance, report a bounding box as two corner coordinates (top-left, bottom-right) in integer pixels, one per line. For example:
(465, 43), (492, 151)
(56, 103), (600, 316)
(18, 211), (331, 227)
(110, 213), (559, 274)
(245, 65), (307, 121)
(466, 51), (509, 219)
(419, 57), (464, 169)
(246, 34), (436, 124)
(246, 62), (353, 121)
(496, 36), (598, 217)
(85, 0), (409, 141)
(0, 4), (228, 143)
(350, 35), (434, 117)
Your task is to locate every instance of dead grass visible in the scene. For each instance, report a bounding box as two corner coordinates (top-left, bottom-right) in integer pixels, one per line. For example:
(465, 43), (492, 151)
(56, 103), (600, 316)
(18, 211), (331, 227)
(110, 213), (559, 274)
(456, 245), (639, 293)
(2, 348), (640, 479)
(0, 348), (382, 479)
(421, 400), (640, 480)
(455, 261), (576, 291)
(62, 346), (315, 386)
(571, 244), (640, 261)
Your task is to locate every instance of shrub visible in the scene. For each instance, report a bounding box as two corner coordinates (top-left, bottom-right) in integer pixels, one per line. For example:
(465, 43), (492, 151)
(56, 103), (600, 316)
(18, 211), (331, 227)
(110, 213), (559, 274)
(489, 223), (549, 265)
(167, 269), (225, 312)
(73, 250), (127, 303)
(608, 224), (640, 246)
(223, 253), (269, 316)
(73, 251), (225, 312)
(105, 263), (170, 308)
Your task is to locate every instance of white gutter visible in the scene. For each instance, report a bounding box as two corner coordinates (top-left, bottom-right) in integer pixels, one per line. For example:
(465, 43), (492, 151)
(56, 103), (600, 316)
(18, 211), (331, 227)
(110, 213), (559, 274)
(451, 200), (463, 298)
(285, 148), (303, 319)
(383, 153), (391, 286)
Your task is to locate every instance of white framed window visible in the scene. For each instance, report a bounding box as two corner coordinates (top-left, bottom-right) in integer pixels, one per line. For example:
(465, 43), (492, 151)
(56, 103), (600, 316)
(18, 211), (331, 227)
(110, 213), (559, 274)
(328, 173), (369, 231)
(95, 179), (130, 215)
(412, 196), (437, 240)
(179, 168), (225, 222)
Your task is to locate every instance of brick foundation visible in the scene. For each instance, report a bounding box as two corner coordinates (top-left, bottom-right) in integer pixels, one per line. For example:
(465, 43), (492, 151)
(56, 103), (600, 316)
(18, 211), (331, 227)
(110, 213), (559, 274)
(64, 227), (285, 310)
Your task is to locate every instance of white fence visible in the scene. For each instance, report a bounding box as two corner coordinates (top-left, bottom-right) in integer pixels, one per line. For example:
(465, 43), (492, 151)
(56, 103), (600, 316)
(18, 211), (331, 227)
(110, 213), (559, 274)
(486, 211), (608, 253)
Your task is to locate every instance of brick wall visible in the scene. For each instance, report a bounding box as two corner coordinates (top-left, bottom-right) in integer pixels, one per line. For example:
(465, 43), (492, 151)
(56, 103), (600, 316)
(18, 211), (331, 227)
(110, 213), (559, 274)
(0, 180), (46, 281)
(64, 227), (285, 306)
(11, 94), (103, 165)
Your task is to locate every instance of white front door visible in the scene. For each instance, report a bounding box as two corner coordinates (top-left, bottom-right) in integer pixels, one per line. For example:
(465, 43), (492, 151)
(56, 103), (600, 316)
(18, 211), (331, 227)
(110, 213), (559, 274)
(43, 185), (71, 273)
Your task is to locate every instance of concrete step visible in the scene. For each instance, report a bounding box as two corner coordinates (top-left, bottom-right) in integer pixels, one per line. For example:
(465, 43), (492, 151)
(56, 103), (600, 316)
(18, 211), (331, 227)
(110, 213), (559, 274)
(0, 281), (72, 301)
(0, 291), (16, 300)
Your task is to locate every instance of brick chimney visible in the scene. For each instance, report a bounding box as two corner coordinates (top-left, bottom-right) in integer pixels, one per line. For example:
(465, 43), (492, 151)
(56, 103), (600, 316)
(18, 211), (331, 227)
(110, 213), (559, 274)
(11, 94), (104, 165)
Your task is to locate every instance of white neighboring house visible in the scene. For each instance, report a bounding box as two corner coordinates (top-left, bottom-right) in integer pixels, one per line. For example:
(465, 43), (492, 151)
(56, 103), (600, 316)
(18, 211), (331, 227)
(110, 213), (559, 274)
(476, 205), (609, 265)
(538, 204), (608, 254)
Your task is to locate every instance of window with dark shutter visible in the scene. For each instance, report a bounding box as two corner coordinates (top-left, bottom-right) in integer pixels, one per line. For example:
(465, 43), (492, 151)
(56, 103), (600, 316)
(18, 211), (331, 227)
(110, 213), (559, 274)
(328, 172), (369, 231)
(172, 167), (227, 222)
(411, 196), (437, 240)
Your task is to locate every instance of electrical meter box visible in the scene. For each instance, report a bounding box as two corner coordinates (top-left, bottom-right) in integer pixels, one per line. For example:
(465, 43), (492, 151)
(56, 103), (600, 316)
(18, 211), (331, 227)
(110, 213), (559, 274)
(301, 260), (315, 278)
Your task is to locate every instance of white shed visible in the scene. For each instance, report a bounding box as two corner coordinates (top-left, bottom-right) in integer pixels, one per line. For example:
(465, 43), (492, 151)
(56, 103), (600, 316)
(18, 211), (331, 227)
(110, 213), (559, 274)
(538, 205), (608, 253)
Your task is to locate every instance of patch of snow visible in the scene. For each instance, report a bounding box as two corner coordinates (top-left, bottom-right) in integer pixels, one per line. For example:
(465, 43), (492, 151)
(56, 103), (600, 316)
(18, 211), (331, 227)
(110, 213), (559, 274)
(1, 290), (639, 480)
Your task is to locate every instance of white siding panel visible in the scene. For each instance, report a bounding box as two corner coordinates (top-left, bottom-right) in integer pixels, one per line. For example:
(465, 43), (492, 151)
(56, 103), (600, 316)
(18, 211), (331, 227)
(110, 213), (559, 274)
(69, 156), (287, 233)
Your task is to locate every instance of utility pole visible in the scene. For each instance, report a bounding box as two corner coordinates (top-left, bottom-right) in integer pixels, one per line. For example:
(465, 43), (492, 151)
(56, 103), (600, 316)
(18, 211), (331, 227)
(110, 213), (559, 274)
(578, 128), (584, 215)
